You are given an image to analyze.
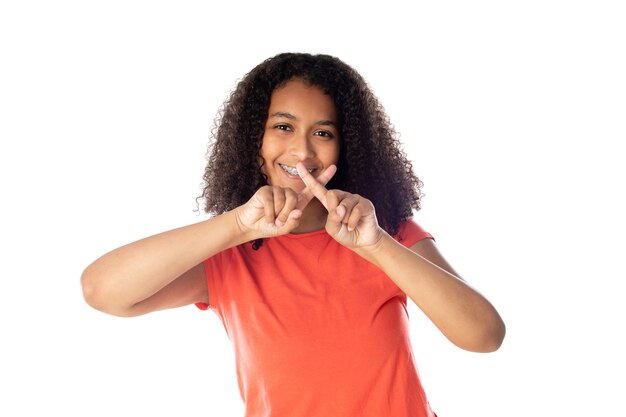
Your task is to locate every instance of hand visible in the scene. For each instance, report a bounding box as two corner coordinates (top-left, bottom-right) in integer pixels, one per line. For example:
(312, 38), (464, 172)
(296, 162), (385, 251)
(234, 165), (337, 239)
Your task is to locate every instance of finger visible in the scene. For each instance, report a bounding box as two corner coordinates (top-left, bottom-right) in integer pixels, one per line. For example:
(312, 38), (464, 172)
(346, 204), (363, 232)
(296, 164), (337, 211)
(336, 197), (360, 232)
(324, 190), (345, 236)
(251, 186), (268, 209)
(275, 188), (298, 227)
(297, 162), (333, 209)
(325, 189), (340, 214)
(314, 164), (337, 186)
(262, 190), (276, 226)
(280, 207), (303, 231)
(348, 198), (374, 231)
(272, 187), (287, 225)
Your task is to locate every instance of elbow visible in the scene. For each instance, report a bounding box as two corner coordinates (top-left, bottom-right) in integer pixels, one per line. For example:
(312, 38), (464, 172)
(81, 267), (101, 310)
(451, 316), (506, 353)
(80, 267), (136, 317)
(472, 319), (506, 353)
(480, 327), (506, 353)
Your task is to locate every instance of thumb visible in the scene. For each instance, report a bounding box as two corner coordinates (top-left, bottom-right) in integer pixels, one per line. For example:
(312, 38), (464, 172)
(279, 209), (303, 232)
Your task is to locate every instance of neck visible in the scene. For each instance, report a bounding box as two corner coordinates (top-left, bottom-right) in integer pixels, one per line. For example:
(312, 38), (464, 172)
(291, 200), (328, 234)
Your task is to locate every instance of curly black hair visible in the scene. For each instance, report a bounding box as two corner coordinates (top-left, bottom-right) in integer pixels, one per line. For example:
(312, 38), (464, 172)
(200, 52), (423, 237)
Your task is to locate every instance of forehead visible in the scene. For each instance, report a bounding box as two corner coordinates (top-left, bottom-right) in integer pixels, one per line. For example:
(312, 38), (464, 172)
(269, 79), (337, 119)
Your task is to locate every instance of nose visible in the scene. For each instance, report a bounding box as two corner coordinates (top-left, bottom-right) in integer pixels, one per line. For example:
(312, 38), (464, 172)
(289, 133), (314, 160)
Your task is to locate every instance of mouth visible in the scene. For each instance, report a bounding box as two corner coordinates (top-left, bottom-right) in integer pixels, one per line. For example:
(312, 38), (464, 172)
(279, 163), (315, 177)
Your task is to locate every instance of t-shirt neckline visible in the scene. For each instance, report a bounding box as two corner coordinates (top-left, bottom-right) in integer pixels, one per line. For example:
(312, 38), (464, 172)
(281, 228), (329, 239)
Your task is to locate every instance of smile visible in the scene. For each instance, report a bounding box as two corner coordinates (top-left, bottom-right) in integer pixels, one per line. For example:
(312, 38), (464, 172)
(279, 163), (315, 176)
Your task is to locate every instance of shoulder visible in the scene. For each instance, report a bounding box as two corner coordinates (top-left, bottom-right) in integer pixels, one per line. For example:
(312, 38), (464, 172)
(394, 218), (434, 248)
(401, 222), (463, 280)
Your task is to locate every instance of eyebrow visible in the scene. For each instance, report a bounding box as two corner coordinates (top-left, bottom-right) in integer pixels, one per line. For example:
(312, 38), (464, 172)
(270, 111), (337, 127)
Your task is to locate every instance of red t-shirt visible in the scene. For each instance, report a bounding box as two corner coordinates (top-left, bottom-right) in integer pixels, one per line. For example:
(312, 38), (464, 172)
(197, 220), (436, 417)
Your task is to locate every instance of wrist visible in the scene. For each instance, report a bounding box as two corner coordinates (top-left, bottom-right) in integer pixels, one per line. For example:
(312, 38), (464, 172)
(354, 228), (392, 265)
(229, 206), (261, 244)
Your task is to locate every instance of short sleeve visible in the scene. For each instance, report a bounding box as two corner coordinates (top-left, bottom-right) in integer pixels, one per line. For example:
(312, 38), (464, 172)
(194, 254), (222, 312)
(395, 219), (434, 248)
(195, 301), (209, 310)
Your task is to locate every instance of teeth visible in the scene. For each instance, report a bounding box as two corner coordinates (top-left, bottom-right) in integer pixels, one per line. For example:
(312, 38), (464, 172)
(279, 164), (314, 176)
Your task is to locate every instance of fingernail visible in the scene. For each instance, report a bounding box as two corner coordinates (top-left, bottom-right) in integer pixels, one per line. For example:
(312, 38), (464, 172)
(296, 162), (306, 177)
(275, 219), (284, 227)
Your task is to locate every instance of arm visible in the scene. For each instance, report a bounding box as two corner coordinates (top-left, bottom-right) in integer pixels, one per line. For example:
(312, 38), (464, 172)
(358, 234), (506, 353)
(81, 209), (248, 317)
(296, 163), (506, 353)
(81, 166), (338, 317)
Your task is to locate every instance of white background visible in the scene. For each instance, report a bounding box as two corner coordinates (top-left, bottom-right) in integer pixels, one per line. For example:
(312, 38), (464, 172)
(1, 1), (625, 416)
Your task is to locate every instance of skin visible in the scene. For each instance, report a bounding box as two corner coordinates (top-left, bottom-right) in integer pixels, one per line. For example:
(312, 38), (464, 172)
(81, 79), (505, 353)
(296, 162), (506, 352)
(256, 79), (341, 234)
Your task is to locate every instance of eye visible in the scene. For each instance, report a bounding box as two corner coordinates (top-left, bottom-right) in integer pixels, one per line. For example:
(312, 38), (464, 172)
(275, 124), (292, 131)
(314, 130), (333, 138)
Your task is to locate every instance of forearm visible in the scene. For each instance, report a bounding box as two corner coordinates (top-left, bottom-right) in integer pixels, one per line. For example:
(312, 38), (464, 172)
(81, 209), (251, 311)
(358, 233), (505, 352)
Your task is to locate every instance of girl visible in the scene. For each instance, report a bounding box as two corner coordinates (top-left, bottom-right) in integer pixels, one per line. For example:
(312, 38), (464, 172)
(82, 52), (505, 417)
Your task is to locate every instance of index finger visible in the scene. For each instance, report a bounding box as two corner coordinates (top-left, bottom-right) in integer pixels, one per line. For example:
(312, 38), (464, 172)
(296, 162), (334, 209)
(295, 164), (336, 211)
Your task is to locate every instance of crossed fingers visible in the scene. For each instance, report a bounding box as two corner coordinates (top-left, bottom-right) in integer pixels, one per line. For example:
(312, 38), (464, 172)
(296, 164), (337, 211)
(297, 162), (373, 233)
(258, 164), (337, 228)
(297, 163), (333, 210)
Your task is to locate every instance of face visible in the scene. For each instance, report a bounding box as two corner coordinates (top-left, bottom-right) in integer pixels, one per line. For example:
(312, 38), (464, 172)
(260, 79), (340, 192)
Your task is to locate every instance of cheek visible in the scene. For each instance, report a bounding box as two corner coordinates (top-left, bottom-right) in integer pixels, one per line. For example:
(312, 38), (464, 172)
(326, 141), (341, 164)
(259, 134), (279, 158)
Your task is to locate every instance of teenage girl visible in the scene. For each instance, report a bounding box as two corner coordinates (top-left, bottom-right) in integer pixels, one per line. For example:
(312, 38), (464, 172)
(82, 52), (505, 417)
